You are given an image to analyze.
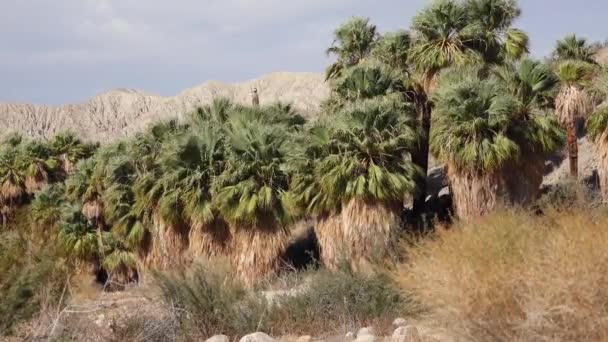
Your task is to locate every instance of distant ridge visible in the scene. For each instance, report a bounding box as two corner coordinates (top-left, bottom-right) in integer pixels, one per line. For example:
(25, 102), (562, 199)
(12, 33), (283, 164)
(0, 72), (329, 141)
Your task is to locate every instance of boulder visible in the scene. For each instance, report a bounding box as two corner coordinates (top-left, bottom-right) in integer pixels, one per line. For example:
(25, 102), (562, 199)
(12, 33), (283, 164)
(391, 325), (421, 342)
(392, 318), (408, 327)
(206, 335), (230, 342)
(356, 327), (375, 337)
(239, 332), (275, 342)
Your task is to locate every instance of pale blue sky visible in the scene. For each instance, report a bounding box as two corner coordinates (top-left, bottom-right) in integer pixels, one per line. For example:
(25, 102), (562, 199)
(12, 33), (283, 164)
(1, 0), (606, 105)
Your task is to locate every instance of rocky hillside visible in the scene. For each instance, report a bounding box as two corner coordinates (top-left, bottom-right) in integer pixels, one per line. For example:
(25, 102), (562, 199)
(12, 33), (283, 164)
(0, 72), (329, 141)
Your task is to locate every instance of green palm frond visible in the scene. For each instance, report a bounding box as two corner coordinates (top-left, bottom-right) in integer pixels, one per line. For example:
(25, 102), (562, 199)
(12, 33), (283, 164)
(372, 30), (411, 70)
(553, 34), (598, 64)
(588, 105), (608, 142)
(431, 67), (519, 171)
(325, 17), (378, 80)
(333, 63), (406, 103)
(57, 204), (99, 261)
(30, 183), (66, 230)
(292, 97), (419, 215)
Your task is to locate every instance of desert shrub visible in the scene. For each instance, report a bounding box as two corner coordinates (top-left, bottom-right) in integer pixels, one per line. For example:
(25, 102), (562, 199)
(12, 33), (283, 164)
(395, 209), (608, 341)
(0, 232), (69, 335)
(536, 179), (601, 211)
(154, 264), (268, 339)
(268, 267), (416, 336)
(155, 263), (416, 339)
(109, 314), (176, 342)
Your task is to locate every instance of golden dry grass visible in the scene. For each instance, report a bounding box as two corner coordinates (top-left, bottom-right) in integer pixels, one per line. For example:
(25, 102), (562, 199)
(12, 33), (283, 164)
(395, 208), (608, 341)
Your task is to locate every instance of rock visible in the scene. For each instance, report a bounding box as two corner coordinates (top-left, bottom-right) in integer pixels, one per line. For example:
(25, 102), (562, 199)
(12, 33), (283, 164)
(391, 325), (421, 342)
(357, 327), (375, 337)
(206, 335), (230, 342)
(392, 318), (408, 327)
(354, 335), (376, 342)
(296, 336), (313, 342)
(239, 332), (275, 342)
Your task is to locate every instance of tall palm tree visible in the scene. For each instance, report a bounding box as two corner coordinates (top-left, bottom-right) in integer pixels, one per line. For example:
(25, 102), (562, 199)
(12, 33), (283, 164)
(553, 34), (598, 64)
(325, 17), (378, 81)
(553, 35), (599, 178)
(408, 0), (528, 215)
(432, 66), (563, 218)
(213, 116), (292, 286)
(293, 98), (419, 271)
(156, 125), (230, 259)
(493, 59), (564, 203)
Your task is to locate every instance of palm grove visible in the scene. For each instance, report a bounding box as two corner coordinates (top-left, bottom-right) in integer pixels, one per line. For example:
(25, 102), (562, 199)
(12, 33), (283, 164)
(2, 0), (608, 286)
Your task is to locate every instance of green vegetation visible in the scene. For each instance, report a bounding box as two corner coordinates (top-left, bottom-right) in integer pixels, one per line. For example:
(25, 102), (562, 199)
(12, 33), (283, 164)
(2, 0), (608, 339)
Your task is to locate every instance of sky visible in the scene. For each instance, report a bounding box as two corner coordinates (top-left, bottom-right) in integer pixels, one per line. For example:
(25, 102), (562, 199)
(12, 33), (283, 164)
(1, 0), (607, 105)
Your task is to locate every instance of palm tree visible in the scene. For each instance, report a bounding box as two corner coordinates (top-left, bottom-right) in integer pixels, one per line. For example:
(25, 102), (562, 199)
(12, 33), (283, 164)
(294, 98), (419, 271)
(18, 141), (59, 194)
(553, 35), (599, 178)
(553, 34), (598, 64)
(30, 183), (66, 240)
(372, 30), (411, 71)
(192, 97), (236, 125)
(588, 67), (608, 200)
(325, 17), (378, 81)
(119, 121), (190, 270)
(57, 203), (101, 273)
(156, 125), (230, 259)
(408, 0), (529, 215)
(101, 232), (138, 285)
(0, 146), (25, 226)
(493, 59), (564, 203)
(49, 132), (97, 176)
(432, 66), (563, 218)
(589, 104), (608, 200)
(212, 116), (292, 286)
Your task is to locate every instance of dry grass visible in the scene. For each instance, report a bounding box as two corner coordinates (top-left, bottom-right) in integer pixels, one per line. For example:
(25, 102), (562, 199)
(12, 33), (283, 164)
(395, 208), (608, 341)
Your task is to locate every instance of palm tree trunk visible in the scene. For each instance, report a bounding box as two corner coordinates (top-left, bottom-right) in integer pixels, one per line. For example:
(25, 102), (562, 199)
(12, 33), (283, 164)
(314, 212), (346, 271)
(147, 213), (189, 269)
(340, 198), (400, 273)
(567, 122), (579, 178)
(232, 221), (288, 287)
(448, 166), (502, 220)
(412, 102), (432, 219)
(598, 137), (608, 202)
(188, 219), (231, 258)
(503, 154), (545, 206)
